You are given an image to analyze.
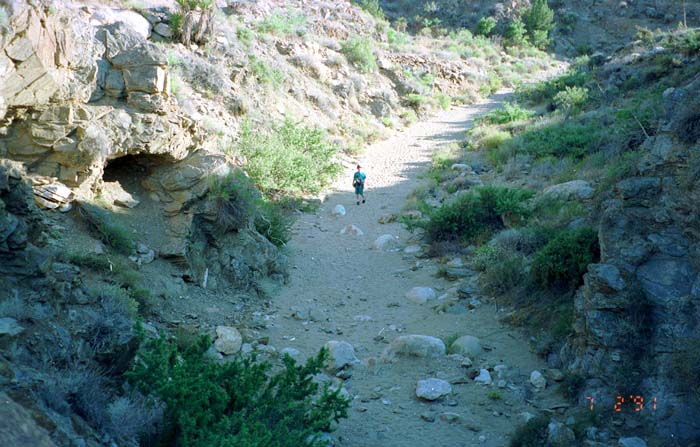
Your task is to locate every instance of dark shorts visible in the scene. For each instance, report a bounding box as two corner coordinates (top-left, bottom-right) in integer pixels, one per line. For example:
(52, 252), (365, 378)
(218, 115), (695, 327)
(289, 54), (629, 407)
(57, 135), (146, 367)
(354, 185), (364, 195)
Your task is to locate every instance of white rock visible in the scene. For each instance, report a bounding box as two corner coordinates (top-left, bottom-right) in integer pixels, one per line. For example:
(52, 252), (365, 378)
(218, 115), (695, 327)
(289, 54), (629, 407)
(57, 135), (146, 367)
(324, 340), (359, 371)
(382, 334), (446, 360)
(340, 224), (364, 235)
(405, 287), (437, 304)
(530, 370), (547, 389)
(446, 257), (464, 268)
(331, 204), (346, 216)
(281, 347), (301, 357)
(372, 234), (396, 250)
(92, 8), (152, 40)
(474, 369), (492, 385)
(403, 245), (422, 254)
(0, 318), (24, 336)
(416, 378), (452, 401)
(214, 326), (243, 355)
(543, 180), (594, 200)
(618, 438), (648, 447)
(451, 163), (472, 171)
(449, 335), (482, 357)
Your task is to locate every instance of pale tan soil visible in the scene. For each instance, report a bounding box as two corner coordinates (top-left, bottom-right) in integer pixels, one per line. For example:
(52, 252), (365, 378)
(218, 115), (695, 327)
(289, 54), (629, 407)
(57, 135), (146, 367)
(260, 92), (566, 447)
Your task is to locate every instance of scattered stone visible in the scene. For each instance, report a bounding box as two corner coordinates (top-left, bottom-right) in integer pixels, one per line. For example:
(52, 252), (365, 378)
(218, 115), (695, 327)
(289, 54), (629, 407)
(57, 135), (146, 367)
(473, 369), (492, 385)
(102, 181), (140, 208)
(382, 334), (446, 360)
(449, 335), (482, 357)
(416, 378), (452, 401)
(0, 318), (24, 337)
(543, 180), (594, 201)
(497, 380), (507, 388)
(372, 234), (397, 251)
(547, 421), (576, 447)
(378, 213), (397, 224)
(280, 347), (301, 357)
(214, 326), (243, 355)
(451, 163), (471, 171)
(324, 340), (359, 371)
(460, 357), (473, 368)
(530, 370), (547, 390)
(403, 245), (422, 254)
(618, 437), (648, 447)
(443, 267), (471, 280)
(420, 412), (436, 422)
(446, 257), (464, 268)
(331, 204), (346, 216)
(340, 224), (364, 235)
(32, 180), (74, 210)
(401, 210), (422, 220)
(440, 412), (461, 423)
(405, 287), (437, 304)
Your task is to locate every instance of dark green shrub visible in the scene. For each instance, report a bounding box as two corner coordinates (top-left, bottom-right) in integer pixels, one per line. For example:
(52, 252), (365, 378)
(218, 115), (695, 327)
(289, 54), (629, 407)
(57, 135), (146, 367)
(504, 19), (528, 48)
(97, 221), (135, 255)
(517, 66), (591, 106)
(477, 103), (534, 125)
(507, 120), (600, 159)
(471, 245), (526, 296)
(531, 227), (599, 289)
(475, 17), (497, 37)
(553, 86), (589, 114)
(426, 186), (533, 242)
(255, 199), (293, 247)
(560, 371), (585, 400)
(354, 0), (384, 19)
(126, 334), (350, 447)
(236, 119), (341, 196)
(207, 170), (260, 234)
(249, 56), (285, 89)
(510, 416), (549, 447)
(341, 37), (377, 73)
(522, 0), (554, 49)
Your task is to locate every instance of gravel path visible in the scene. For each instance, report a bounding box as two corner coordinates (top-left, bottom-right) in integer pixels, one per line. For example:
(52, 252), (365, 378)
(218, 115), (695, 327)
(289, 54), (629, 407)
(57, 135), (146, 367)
(261, 92), (562, 447)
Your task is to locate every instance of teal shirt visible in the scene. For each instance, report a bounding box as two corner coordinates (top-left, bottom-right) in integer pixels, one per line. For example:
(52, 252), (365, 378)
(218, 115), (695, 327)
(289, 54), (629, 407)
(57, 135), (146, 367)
(353, 172), (366, 184)
(353, 172), (365, 193)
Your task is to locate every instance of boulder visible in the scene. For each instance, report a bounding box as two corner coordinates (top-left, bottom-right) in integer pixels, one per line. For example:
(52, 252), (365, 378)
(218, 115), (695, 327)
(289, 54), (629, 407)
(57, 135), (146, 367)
(0, 318), (24, 336)
(543, 180), (594, 200)
(416, 378), (452, 401)
(474, 369), (492, 385)
(331, 204), (346, 216)
(547, 421), (576, 447)
(0, 392), (56, 447)
(340, 224), (364, 236)
(618, 437), (648, 447)
(405, 287), (436, 304)
(449, 335), (482, 357)
(372, 234), (396, 251)
(451, 163), (472, 172)
(530, 370), (547, 390)
(214, 326), (243, 355)
(324, 340), (359, 371)
(153, 23), (173, 38)
(382, 335), (445, 360)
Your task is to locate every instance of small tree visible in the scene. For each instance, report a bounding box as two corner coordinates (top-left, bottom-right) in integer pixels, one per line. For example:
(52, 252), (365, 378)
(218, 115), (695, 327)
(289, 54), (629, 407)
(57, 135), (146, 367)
(523, 0), (554, 49)
(476, 17), (497, 37)
(174, 0), (216, 46)
(504, 18), (528, 47)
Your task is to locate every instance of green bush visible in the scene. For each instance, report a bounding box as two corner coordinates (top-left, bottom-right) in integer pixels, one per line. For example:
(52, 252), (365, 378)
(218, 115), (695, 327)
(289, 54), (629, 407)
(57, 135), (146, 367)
(249, 56), (285, 89)
(255, 199), (293, 247)
(126, 334), (350, 447)
(531, 227), (599, 289)
(435, 93), (451, 110)
(426, 186), (533, 243)
(237, 26), (254, 46)
(553, 86), (589, 114)
(341, 37), (377, 73)
(517, 66), (591, 106)
(97, 221), (135, 255)
(479, 73), (503, 97)
(475, 17), (497, 37)
(207, 170), (260, 233)
(236, 119), (341, 196)
(404, 93), (428, 109)
(560, 371), (585, 400)
(479, 103), (534, 124)
(522, 0), (554, 49)
(507, 120), (600, 159)
(354, 0), (384, 19)
(257, 11), (306, 35)
(481, 129), (512, 150)
(510, 416), (549, 447)
(471, 245), (526, 296)
(504, 19), (528, 47)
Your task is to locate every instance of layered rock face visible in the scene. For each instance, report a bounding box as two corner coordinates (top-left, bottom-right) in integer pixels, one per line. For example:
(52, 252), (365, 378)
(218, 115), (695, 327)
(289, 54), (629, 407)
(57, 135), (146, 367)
(0, 1), (280, 288)
(565, 77), (700, 440)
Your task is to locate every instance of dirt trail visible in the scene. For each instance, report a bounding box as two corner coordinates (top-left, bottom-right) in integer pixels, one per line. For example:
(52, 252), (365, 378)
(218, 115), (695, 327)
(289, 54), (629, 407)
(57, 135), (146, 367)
(261, 93), (563, 447)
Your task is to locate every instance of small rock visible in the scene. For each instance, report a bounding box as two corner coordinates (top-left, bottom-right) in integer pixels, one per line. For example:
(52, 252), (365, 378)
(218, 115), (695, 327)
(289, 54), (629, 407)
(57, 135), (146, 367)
(547, 421), (576, 447)
(530, 370), (547, 390)
(474, 369), (492, 385)
(340, 224), (364, 235)
(460, 357), (473, 368)
(214, 326), (243, 355)
(382, 334), (446, 360)
(440, 412), (461, 423)
(449, 335), (482, 357)
(281, 347), (301, 357)
(372, 234), (397, 251)
(378, 213), (397, 224)
(405, 287), (437, 304)
(154, 22), (173, 38)
(420, 412), (435, 422)
(521, 412), (536, 423)
(0, 318), (24, 336)
(446, 257), (464, 268)
(137, 243), (149, 254)
(403, 245), (422, 254)
(478, 435), (486, 442)
(324, 340), (359, 371)
(331, 204), (346, 216)
(451, 163), (471, 171)
(416, 378), (452, 401)
(401, 210), (422, 220)
(618, 437), (648, 447)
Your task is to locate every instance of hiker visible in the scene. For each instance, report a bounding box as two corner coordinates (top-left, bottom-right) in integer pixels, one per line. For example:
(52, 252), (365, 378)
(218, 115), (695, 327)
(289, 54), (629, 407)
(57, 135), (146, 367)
(353, 164), (366, 205)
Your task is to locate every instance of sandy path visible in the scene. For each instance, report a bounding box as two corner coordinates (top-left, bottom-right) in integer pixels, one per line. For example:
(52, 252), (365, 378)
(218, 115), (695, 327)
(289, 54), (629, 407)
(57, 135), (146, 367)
(261, 93), (562, 447)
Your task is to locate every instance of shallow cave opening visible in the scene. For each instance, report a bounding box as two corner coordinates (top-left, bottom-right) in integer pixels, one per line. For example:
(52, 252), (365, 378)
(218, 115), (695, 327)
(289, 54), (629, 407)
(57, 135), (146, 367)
(102, 153), (171, 195)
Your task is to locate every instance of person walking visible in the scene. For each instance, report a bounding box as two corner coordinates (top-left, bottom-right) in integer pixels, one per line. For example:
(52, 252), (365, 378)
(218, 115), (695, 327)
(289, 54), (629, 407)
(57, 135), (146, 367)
(353, 164), (366, 205)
